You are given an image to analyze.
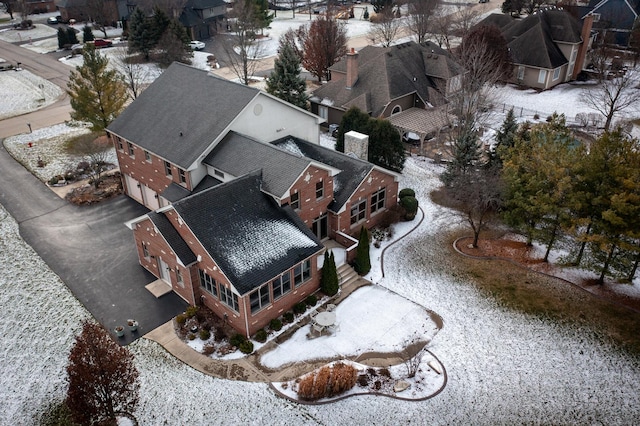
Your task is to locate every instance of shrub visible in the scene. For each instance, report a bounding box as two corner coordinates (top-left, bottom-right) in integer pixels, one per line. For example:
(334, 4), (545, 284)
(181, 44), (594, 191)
(398, 188), (415, 199)
(354, 226), (371, 275)
(199, 329), (211, 340)
(283, 311), (294, 323)
(185, 306), (198, 318)
(269, 318), (282, 331)
(533, 113), (540, 120)
(305, 294), (318, 307)
(214, 328), (225, 342)
(293, 302), (306, 314)
(254, 329), (267, 343)
(202, 343), (216, 355)
(238, 340), (254, 354)
(399, 196), (418, 221)
(229, 333), (246, 347)
(374, 380), (381, 391)
(297, 362), (358, 400)
(379, 367), (391, 378)
(176, 314), (186, 326)
(358, 374), (369, 387)
(321, 250), (339, 296)
(363, 8), (369, 19)
(48, 176), (59, 185)
(188, 333), (196, 340)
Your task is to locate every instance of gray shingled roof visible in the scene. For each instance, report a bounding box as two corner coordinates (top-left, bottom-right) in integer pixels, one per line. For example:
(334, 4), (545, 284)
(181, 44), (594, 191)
(171, 172), (324, 295)
(271, 136), (373, 212)
(161, 183), (191, 203)
(147, 212), (197, 266)
(107, 63), (259, 169)
(203, 131), (313, 198)
(313, 41), (462, 117)
(479, 10), (583, 69)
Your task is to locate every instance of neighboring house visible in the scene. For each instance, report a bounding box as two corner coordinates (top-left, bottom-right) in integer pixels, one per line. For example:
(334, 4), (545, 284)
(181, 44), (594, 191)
(25, 0), (57, 14)
(578, 0), (639, 46)
(179, 0), (227, 40)
(107, 62), (400, 337)
(310, 41), (463, 139)
(478, 9), (595, 90)
(55, 0), (119, 23)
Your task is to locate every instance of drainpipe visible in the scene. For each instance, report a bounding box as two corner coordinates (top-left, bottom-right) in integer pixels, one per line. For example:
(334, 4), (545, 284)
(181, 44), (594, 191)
(242, 295), (250, 338)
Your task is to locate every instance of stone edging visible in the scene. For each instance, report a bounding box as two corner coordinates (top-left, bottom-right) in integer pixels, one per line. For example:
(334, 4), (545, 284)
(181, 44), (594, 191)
(267, 348), (448, 405)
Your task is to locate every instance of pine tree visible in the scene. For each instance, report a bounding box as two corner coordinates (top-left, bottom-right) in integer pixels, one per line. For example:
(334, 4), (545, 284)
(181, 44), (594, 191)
(336, 107), (370, 151)
(157, 20), (192, 67)
(440, 129), (482, 187)
(82, 25), (94, 43)
(490, 107), (518, 167)
(321, 250), (339, 296)
(128, 8), (154, 60)
(266, 43), (309, 109)
(57, 27), (69, 49)
(67, 27), (79, 45)
(354, 226), (371, 275)
(67, 45), (128, 131)
(66, 321), (140, 425)
(150, 6), (171, 45)
(368, 118), (406, 172)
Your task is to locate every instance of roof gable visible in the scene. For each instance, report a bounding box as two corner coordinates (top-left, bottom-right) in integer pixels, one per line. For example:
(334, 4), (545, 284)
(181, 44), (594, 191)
(313, 41), (461, 116)
(147, 212), (197, 266)
(203, 131), (314, 198)
(107, 63), (259, 169)
(271, 136), (374, 212)
(171, 172), (324, 295)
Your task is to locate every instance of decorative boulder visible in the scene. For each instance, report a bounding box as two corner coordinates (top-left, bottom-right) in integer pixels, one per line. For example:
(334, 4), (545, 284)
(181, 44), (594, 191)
(393, 380), (411, 393)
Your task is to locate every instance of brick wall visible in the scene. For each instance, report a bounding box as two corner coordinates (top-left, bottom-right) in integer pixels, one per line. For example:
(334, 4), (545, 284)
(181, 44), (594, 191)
(281, 165), (333, 231)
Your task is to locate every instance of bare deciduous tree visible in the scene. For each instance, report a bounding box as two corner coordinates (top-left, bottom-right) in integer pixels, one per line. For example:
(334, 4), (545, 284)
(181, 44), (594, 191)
(368, 9), (401, 47)
(300, 14), (348, 82)
(405, 348), (426, 378)
(85, 0), (115, 38)
(114, 46), (150, 100)
(224, 0), (267, 85)
(581, 67), (639, 131)
(407, 0), (437, 44)
(69, 134), (113, 188)
(136, 0), (188, 17)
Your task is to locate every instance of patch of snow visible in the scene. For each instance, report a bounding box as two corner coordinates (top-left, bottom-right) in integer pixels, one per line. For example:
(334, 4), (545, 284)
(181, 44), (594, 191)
(0, 70), (63, 119)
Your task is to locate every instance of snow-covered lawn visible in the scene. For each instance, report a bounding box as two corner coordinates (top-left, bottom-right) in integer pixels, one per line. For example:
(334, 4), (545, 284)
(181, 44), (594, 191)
(2, 151), (640, 424)
(0, 69), (63, 119)
(260, 285), (439, 369)
(0, 24), (57, 43)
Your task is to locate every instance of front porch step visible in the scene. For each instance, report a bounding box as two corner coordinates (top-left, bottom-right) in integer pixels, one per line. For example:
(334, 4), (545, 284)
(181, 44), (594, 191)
(337, 264), (359, 289)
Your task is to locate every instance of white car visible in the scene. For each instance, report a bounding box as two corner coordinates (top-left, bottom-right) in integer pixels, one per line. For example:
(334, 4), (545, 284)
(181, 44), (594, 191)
(189, 41), (205, 51)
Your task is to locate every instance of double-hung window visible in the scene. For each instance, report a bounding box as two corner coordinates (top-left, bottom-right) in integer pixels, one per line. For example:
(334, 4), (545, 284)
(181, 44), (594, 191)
(273, 272), (291, 299)
(293, 259), (311, 286)
(315, 181), (324, 199)
(199, 269), (217, 296)
(290, 191), (300, 210)
(350, 199), (367, 224)
(219, 286), (239, 312)
(250, 285), (271, 314)
(127, 142), (135, 157)
(370, 188), (386, 214)
(179, 168), (187, 184)
(164, 161), (172, 177)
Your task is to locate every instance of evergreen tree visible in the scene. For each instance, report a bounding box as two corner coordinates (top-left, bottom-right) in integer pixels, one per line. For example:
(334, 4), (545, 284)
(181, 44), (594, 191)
(67, 45), (128, 131)
(354, 226), (371, 275)
(336, 107), (370, 151)
(128, 8), (154, 60)
(368, 118), (406, 172)
(82, 25), (94, 43)
(156, 20), (192, 67)
(440, 129), (482, 187)
(66, 321), (140, 425)
(57, 27), (69, 49)
(253, 0), (274, 33)
(151, 6), (171, 45)
(490, 107), (518, 167)
(321, 251), (339, 296)
(67, 27), (79, 45)
(266, 43), (309, 109)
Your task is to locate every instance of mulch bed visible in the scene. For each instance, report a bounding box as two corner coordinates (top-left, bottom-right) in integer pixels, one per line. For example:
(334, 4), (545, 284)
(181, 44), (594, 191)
(65, 172), (123, 205)
(456, 236), (640, 313)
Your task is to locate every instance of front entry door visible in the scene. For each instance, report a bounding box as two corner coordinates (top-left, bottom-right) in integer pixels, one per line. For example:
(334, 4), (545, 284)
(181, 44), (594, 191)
(158, 258), (171, 284)
(312, 213), (328, 240)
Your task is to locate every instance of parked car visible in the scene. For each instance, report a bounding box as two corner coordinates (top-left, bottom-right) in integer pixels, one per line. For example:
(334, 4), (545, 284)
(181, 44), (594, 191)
(90, 39), (113, 48)
(70, 44), (83, 54)
(189, 40), (205, 51)
(47, 17), (58, 25)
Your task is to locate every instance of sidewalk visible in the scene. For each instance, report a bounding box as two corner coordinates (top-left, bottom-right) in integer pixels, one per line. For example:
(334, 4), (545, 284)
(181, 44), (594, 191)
(145, 275), (381, 383)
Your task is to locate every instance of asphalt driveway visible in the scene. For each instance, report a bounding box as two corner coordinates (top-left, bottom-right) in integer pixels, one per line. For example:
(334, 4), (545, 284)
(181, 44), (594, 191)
(0, 144), (187, 345)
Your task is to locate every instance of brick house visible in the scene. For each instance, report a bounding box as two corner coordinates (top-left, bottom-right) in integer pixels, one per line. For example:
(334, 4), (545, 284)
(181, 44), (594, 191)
(107, 63), (400, 336)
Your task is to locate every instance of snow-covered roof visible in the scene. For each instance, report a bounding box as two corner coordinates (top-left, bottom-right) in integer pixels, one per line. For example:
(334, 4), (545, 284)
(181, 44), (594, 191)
(170, 172), (324, 295)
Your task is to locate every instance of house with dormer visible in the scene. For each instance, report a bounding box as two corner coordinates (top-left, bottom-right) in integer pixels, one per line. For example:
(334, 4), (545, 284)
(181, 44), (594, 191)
(577, 0), (639, 46)
(310, 41), (463, 151)
(106, 62), (399, 336)
(477, 9), (595, 90)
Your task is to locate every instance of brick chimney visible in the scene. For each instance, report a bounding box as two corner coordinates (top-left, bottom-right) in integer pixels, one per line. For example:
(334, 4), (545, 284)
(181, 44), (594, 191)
(346, 48), (359, 90)
(573, 13), (595, 80)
